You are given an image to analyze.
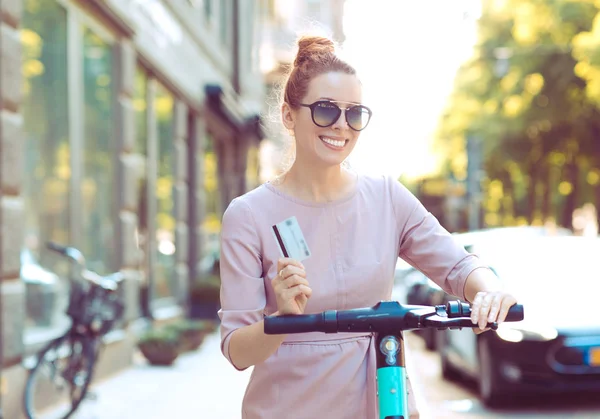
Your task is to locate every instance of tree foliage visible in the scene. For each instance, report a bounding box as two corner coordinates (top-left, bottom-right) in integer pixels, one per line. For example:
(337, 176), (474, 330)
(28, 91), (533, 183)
(435, 0), (600, 229)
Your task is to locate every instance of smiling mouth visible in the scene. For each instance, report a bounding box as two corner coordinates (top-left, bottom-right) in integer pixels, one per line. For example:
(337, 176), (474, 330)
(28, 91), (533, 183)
(320, 136), (347, 149)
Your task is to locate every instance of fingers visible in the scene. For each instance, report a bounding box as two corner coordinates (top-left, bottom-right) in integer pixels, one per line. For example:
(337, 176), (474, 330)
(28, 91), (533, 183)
(479, 293), (494, 330)
(486, 293), (503, 323)
(271, 264), (308, 294)
(280, 275), (309, 290)
(470, 292), (483, 326)
(298, 284), (312, 298)
(277, 257), (304, 273)
(496, 296), (517, 323)
(471, 291), (494, 330)
(471, 291), (518, 330)
(276, 264), (307, 281)
(272, 274), (309, 301)
(273, 258), (312, 315)
(283, 284), (312, 300)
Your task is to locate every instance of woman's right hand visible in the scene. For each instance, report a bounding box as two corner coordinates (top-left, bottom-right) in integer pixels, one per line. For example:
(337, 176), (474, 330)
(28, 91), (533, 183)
(271, 258), (312, 315)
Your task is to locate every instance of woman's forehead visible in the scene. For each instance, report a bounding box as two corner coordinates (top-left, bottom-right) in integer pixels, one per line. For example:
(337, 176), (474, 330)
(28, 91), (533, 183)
(305, 72), (362, 103)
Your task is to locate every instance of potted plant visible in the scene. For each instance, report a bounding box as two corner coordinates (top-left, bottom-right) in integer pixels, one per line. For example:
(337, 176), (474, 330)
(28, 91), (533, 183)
(165, 319), (214, 352)
(189, 274), (221, 320)
(137, 327), (181, 366)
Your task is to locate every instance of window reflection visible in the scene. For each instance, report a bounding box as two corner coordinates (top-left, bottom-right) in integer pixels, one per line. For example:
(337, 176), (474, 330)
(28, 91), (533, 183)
(81, 27), (114, 275)
(219, 1), (228, 44)
(203, 133), (221, 262)
(22, 0), (70, 331)
(134, 69), (149, 310)
(154, 83), (176, 300)
(205, 0), (212, 20)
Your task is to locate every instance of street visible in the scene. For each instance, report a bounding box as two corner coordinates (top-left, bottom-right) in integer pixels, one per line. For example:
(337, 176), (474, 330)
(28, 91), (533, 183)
(405, 332), (600, 418)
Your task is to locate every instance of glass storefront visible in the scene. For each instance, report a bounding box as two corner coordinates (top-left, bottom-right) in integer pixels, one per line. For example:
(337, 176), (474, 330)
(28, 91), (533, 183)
(21, 0), (70, 332)
(21, 0), (116, 335)
(134, 68), (150, 313)
(81, 26), (115, 275)
(19, 0), (241, 333)
(154, 82), (176, 300)
(132, 69), (180, 306)
(202, 133), (221, 269)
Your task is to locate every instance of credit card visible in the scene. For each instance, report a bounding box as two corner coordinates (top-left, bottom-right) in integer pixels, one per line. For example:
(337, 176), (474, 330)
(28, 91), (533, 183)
(271, 216), (311, 261)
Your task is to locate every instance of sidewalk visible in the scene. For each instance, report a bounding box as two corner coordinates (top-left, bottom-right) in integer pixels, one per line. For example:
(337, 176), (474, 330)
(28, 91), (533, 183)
(41, 330), (433, 419)
(44, 331), (252, 419)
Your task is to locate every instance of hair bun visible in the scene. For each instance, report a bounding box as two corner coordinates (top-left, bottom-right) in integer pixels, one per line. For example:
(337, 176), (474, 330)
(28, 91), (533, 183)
(294, 36), (335, 67)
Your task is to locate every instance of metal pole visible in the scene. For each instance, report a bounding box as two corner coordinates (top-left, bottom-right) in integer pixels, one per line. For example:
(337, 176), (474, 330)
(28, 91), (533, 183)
(466, 134), (483, 231)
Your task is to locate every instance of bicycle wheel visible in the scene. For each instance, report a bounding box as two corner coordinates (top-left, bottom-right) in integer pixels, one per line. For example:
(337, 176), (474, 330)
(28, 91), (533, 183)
(23, 333), (97, 419)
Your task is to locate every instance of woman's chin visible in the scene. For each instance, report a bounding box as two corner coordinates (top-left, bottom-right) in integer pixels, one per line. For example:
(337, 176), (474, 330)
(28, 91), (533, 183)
(316, 154), (348, 167)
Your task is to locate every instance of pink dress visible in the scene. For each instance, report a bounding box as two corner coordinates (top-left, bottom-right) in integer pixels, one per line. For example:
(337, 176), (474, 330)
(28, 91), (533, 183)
(218, 175), (487, 418)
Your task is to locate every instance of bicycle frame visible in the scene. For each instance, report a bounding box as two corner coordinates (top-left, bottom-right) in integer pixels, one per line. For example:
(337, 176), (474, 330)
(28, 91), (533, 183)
(23, 242), (125, 419)
(264, 300), (524, 419)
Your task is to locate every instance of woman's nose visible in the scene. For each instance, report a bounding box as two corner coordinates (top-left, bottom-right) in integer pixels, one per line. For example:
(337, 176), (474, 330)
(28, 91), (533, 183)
(332, 110), (349, 130)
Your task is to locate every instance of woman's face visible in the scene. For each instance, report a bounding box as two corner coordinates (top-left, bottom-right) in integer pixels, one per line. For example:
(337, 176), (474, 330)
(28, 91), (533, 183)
(283, 72), (364, 168)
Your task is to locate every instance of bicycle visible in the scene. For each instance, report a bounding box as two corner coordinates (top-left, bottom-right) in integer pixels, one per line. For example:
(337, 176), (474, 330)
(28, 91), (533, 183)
(23, 242), (125, 419)
(265, 299), (524, 419)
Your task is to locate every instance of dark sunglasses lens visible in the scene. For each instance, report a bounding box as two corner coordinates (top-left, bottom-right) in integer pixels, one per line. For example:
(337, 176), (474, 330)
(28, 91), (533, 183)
(313, 102), (341, 127)
(347, 106), (371, 130)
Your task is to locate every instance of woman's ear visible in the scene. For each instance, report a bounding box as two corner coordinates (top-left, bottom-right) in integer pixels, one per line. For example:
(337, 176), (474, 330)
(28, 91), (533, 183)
(281, 102), (296, 131)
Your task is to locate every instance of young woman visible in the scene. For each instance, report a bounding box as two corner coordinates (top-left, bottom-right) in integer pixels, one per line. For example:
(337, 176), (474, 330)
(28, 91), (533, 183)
(218, 35), (516, 419)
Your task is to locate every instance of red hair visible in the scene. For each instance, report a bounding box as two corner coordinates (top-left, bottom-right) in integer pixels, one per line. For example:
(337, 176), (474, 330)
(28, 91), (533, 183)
(282, 36), (356, 108)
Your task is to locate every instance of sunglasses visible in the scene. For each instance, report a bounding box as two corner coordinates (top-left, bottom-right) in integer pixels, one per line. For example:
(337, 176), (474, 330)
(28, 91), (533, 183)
(299, 100), (372, 131)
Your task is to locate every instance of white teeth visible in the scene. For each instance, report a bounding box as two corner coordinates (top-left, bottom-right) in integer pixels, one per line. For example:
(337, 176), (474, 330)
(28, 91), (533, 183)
(321, 137), (345, 147)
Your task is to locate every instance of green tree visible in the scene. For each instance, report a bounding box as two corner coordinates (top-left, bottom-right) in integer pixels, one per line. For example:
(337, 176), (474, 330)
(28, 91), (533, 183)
(435, 0), (600, 229)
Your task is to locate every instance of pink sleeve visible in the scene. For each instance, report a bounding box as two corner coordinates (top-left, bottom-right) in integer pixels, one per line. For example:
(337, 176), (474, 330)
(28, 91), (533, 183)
(218, 198), (265, 371)
(388, 177), (488, 301)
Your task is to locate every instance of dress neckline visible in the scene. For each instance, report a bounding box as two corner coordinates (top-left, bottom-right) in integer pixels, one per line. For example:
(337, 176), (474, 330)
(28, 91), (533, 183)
(264, 172), (362, 208)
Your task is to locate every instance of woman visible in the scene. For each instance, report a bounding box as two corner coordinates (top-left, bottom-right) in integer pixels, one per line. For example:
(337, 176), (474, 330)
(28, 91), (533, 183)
(218, 35), (516, 419)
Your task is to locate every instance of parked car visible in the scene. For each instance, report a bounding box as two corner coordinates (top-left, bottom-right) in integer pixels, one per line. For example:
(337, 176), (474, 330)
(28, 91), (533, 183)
(436, 235), (600, 407)
(402, 226), (572, 351)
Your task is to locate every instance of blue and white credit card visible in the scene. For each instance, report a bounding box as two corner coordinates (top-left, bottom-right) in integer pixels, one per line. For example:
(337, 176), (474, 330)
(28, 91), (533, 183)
(271, 216), (311, 261)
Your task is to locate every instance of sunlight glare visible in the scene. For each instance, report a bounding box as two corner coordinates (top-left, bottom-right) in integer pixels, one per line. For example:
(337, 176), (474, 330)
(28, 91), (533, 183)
(341, 0), (479, 180)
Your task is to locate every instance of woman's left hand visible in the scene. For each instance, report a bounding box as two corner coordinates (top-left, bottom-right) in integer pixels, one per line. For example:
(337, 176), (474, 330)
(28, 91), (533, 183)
(470, 290), (518, 333)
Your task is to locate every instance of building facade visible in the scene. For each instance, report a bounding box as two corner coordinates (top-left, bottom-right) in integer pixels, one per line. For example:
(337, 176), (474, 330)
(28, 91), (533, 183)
(0, 0), (266, 416)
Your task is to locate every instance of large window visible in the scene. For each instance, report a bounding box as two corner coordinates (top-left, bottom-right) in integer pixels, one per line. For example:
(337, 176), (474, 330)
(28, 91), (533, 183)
(154, 83), (176, 300)
(219, 0), (228, 45)
(202, 134), (221, 263)
(204, 0), (212, 20)
(21, 0), (117, 338)
(134, 69), (150, 313)
(134, 71), (178, 307)
(22, 0), (70, 333)
(81, 27), (115, 275)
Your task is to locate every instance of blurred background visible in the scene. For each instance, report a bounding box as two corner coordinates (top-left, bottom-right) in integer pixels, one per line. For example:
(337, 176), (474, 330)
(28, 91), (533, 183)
(1, 0), (600, 418)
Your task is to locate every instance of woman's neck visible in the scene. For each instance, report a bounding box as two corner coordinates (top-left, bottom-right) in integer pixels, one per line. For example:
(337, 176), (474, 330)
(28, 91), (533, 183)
(277, 160), (356, 203)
